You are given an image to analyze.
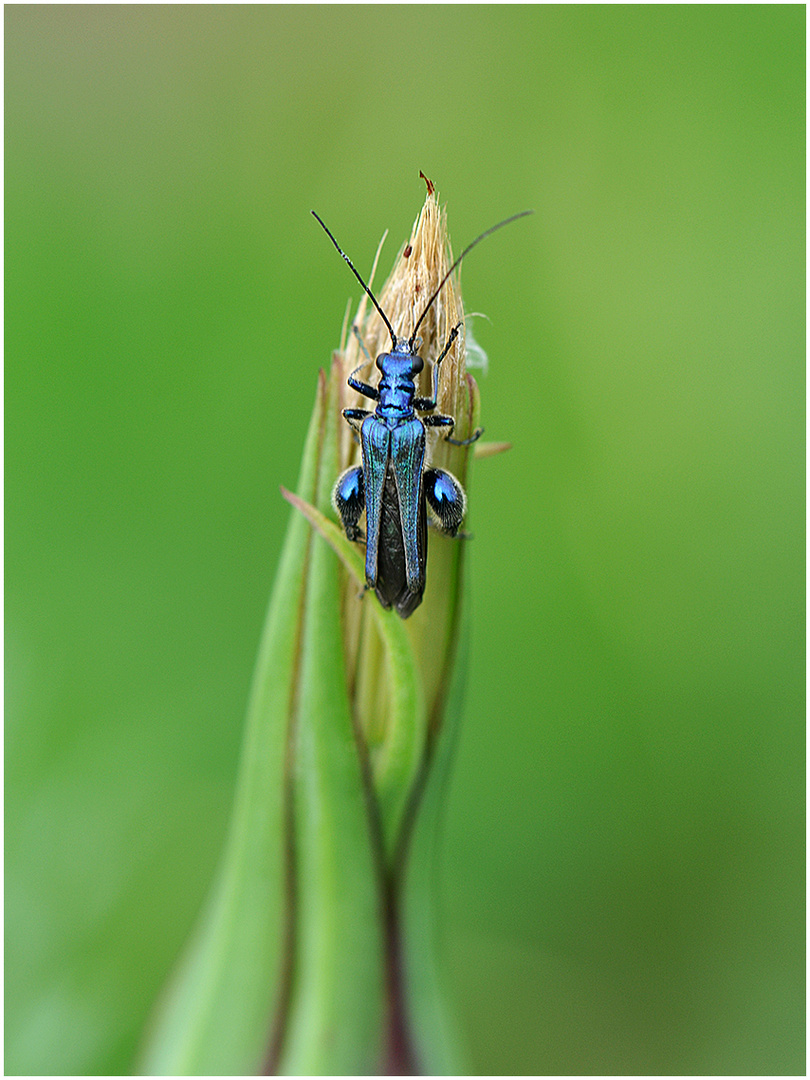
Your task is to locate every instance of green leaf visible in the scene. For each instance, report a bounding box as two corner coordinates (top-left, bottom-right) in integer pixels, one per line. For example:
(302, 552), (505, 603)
(400, 615), (472, 1075)
(141, 373), (328, 1074)
(276, 358), (385, 1074)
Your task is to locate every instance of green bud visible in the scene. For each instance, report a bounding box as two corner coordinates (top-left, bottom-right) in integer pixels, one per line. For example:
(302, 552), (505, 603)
(141, 185), (485, 1075)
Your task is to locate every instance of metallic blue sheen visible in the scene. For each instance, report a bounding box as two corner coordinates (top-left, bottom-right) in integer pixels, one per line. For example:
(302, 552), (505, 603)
(334, 337), (470, 618)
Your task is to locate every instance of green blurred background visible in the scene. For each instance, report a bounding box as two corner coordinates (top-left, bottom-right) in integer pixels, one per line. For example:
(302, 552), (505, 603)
(6, 6), (804, 1074)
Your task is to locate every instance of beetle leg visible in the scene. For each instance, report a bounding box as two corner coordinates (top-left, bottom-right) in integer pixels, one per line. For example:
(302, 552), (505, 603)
(413, 321), (462, 412)
(351, 324), (374, 365)
(347, 354), (380, 400)
(343, 407), (373, 436)
(423, 467), (467, 537)
(332, 465), (366, 542)
(445, 426), (483, 447)
(422, 413), (483, 446)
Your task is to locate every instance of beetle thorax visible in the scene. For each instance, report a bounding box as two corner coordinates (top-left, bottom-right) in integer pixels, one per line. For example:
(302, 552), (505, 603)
(375, 347), (423, 419)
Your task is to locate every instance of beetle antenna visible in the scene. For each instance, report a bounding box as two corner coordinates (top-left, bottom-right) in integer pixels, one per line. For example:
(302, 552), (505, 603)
(311, 211), (398, 348)
(408, 210), (533, 348)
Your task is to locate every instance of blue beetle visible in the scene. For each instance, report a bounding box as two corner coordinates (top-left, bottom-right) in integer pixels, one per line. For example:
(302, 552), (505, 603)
(312, 207), (530, 617)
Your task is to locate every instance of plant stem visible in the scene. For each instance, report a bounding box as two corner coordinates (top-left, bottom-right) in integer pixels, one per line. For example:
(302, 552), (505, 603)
(381, 870), (419, 1075)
